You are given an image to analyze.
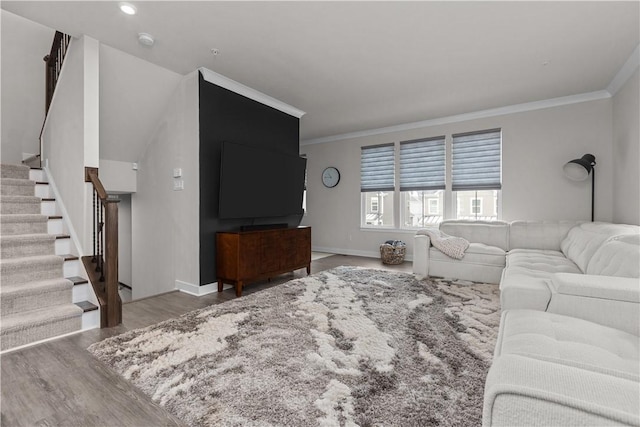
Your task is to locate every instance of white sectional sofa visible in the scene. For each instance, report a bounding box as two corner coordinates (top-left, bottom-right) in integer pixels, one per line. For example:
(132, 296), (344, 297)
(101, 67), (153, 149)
(413, 220), (640, 426)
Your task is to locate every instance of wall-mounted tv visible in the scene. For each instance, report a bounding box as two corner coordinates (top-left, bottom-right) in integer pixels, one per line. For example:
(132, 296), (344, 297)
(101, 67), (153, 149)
(218, 141), (307, 219)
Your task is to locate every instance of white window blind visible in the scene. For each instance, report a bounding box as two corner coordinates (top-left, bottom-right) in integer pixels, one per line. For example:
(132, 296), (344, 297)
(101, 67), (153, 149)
(399, 136), (445, 191)
(452, 129), (502, 191)
(361, 144), (395, 192)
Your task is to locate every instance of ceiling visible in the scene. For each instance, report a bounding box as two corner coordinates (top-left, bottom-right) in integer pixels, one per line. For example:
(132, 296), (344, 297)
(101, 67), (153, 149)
(2, 1), (639, 142)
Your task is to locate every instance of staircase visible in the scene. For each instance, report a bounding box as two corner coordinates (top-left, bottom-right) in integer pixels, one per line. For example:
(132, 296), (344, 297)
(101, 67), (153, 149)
(0, 164), (98, 352)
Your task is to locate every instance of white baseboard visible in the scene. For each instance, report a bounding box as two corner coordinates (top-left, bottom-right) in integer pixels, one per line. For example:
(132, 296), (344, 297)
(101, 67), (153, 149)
(175, 280), (220, 296)
(312, 246), (414, 262)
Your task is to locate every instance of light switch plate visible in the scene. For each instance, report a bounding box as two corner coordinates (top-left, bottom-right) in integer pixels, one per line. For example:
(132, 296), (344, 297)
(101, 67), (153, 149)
(173, 168), (182, 178)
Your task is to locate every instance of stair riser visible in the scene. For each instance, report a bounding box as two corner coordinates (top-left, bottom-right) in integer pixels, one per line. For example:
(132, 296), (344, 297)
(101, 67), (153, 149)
(1, 263), (63, 285)
(2, 287), (73, 316)
(64, 259), (81, 278)
(35, 185), (50, 198)
(48, 218), (64, 235)
(1, 183), (35, 197)
(0, 221), (47, 235)
(1, 201), (41, 215)
(72, 283), (89, 302)
(1, 240), (55, 259)
(0, 315), (81, 351)
(41, 200), (56, 216)
(55, 238), (71, 255)
(29, 169), (45, 182)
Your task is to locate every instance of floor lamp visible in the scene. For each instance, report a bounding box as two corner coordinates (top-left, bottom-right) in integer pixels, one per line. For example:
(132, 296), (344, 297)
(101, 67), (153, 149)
(563, 153), (596, 221)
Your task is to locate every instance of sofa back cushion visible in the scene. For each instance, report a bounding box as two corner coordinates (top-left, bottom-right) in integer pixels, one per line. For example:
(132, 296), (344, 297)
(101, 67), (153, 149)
(561, 222), (640, 273)
(439, 220), (509, 250)
(586, 233), (640, 277)
(509, 221), (579, 251)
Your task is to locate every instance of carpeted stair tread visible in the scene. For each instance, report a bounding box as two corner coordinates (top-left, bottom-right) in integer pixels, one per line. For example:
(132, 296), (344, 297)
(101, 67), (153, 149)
(0, 196), (41, 214)
(0, 234), (56, 258)
(0, 233), (56, 243)
(1, 304), (83, 329)
(0, 178), (36, 196)
(1, 277), (72, 295)
(1, 255), (64, 285)
(0, 214), (48, 223)
(0, 254), (63, 268)
(1, 278), (73, 316)
(0, 214), (48, 235)
(0, 164), (30, 179)
(1, 304), (83, 350)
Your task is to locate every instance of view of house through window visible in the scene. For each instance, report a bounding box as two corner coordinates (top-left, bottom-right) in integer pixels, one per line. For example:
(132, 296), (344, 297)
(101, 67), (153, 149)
(456, 190), (499, 220)
(363, 192), (394, 226)
(401, 190), (444, 227)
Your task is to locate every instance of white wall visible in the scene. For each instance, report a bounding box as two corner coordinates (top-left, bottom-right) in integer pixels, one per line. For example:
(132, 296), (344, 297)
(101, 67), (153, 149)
(99, 44), (182, 162)
(42, 36), (100, 254)
(301, 98), (613, 258)
(117, 194), (133, 287)
(612, 69), (640, 225)
(0, 10), (54, 163)
(99, 159), (137, 193)
(131, 71), (199, 300)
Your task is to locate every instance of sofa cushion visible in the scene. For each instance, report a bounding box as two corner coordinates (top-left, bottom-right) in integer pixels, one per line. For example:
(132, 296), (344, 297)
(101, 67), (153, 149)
(500, 250), (582, 310)
(560, 222), (639, 273)
(439, 220), (509, 251)
(509, 220), (578, 251)
(430, 242), (506, 266)
(495, 310), (639, 379)
(586, 233), (640, 277)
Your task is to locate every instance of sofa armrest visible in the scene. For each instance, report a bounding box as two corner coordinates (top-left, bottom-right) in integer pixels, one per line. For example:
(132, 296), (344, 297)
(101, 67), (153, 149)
(483, 355), (640, 427)
(413, 234), (431, 279)
(547, 273), (640, 335)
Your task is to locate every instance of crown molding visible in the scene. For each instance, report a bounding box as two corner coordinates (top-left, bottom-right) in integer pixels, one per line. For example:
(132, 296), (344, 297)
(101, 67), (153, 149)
(301, 90), (611, 146)
(198, 67), (305, 118)
(607, 44), (640, 96)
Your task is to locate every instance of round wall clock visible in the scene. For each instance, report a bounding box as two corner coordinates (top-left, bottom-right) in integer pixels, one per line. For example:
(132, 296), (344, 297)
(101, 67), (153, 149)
(322, 167), (340, 188)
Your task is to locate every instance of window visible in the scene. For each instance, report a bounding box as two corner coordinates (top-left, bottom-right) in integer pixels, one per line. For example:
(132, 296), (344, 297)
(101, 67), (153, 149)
(370, 198), (379, 212)
(428, 199), (439, 215)
(360, 129), (501, 228)
(471, 197), (482, 215)
(452, 129), (501, 220)
(399, 136), (445, 227)
(361, 144), (395, 227)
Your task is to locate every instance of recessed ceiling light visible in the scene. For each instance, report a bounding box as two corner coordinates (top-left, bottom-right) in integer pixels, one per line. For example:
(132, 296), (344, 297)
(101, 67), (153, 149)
(138, 33), (154, 46)
(119, 2), (137, 15)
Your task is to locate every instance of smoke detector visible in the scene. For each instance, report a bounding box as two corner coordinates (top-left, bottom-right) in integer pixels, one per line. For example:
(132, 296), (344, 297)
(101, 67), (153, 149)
(138, 33), (154, 46)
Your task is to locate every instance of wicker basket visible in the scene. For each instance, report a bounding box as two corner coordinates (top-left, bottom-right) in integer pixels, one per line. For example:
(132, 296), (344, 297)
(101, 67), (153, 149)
(380, 243), (406, 265)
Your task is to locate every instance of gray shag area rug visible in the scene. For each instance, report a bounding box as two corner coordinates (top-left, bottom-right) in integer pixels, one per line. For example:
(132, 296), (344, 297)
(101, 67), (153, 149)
(88, 267), (500, 426)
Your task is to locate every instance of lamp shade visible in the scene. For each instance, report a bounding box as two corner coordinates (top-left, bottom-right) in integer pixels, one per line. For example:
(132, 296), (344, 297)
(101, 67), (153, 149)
(563, 154), (595, 181)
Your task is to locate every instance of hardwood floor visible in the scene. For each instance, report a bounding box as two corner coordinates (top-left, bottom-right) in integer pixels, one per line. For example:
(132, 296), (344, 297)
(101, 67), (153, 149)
(0, 255), (412, 426)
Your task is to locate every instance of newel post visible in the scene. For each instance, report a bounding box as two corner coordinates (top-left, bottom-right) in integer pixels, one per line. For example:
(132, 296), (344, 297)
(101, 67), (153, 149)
(104, 200), (122, 327)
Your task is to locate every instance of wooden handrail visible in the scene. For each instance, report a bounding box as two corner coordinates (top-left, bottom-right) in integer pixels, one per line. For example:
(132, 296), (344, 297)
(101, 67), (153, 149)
(26, 31), (72, 166)
(85, 167), (122, 328)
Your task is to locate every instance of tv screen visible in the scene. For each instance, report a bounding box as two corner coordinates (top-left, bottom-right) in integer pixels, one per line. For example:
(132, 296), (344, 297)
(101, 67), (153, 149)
(218, 142), (307, 219)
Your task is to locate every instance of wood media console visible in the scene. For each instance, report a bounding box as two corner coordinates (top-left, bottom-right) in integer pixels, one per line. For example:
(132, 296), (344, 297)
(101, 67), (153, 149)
(216, 226), (311, 297)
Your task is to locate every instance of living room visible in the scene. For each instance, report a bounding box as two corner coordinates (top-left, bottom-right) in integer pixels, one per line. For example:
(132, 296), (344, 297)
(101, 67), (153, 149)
(1, 1), (639, 426)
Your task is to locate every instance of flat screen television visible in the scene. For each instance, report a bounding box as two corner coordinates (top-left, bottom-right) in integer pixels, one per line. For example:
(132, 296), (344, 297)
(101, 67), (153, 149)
(218, 141), (307, 219)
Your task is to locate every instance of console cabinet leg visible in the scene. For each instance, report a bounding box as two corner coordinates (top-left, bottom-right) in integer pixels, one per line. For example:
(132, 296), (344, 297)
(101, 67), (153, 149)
(235, 282), (243, 297)
(218, 280), (223, 292)
(306, 265), (311, 275)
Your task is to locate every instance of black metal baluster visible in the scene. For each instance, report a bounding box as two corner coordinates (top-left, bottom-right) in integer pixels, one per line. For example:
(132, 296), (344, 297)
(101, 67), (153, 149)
(92, 189), (97, 263)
